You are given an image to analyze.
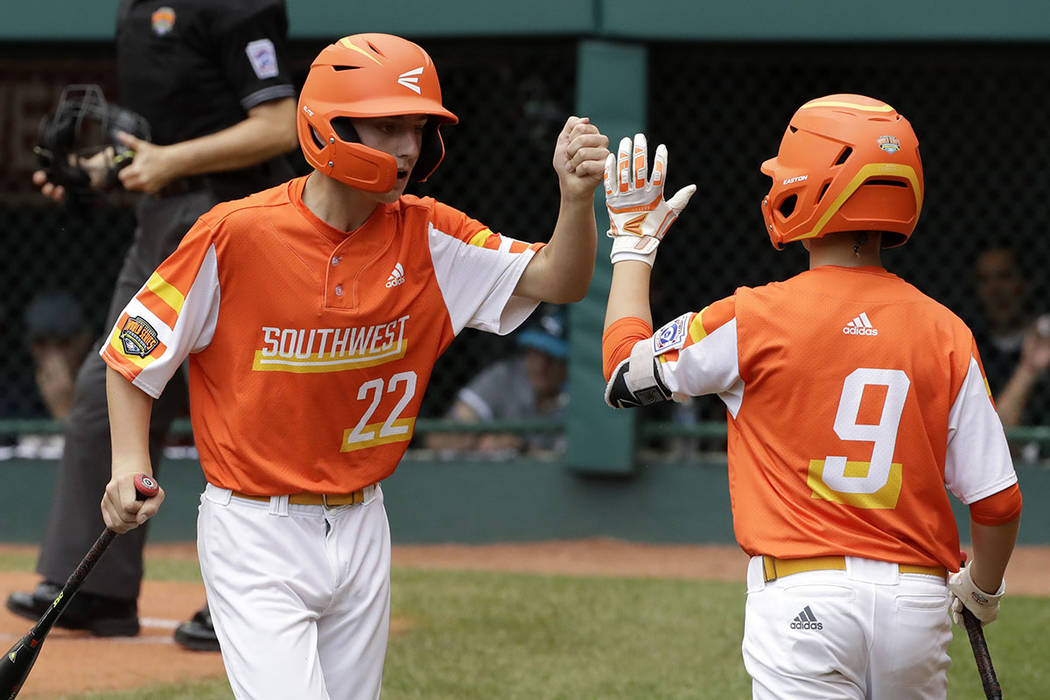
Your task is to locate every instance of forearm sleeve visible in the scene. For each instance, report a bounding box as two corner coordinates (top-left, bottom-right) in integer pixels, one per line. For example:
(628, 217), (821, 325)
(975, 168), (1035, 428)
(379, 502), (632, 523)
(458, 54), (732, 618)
(969, 483), (1023, 526)
(602, 317), (654, 380)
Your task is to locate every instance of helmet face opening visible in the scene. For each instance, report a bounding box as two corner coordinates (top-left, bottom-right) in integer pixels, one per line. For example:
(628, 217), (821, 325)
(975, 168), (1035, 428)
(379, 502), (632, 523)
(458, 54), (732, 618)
(297, 33), (459, 193)
(776, 194), (798, 219)
(330, 117), (359, 143)
(760, 94), (924, 250)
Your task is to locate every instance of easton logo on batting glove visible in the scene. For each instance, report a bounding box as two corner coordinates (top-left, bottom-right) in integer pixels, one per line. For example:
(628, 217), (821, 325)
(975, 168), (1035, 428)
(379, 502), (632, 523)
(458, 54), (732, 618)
(604, 133), (696, 266)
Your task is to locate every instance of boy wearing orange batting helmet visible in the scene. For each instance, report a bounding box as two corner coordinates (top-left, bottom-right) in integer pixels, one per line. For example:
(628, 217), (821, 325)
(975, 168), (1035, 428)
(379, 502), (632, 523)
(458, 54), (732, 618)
(601, 95), (1021, 698)
(98, 33), (608, 699)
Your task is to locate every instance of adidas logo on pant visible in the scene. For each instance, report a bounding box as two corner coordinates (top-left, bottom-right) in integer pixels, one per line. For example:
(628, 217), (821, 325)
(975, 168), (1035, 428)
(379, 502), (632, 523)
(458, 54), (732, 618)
(790, 605), (823, 630)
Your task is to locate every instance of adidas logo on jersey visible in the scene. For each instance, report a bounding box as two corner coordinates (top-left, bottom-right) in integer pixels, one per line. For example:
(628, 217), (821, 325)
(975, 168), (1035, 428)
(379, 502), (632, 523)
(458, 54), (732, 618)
(790, 606), (823, 630)
(385, 262), (406, 288)
(842, 311), (878, 336)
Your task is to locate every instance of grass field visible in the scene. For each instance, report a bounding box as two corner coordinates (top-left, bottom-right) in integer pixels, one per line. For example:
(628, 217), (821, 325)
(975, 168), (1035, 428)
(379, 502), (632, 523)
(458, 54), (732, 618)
(3, 553), (1046, 699)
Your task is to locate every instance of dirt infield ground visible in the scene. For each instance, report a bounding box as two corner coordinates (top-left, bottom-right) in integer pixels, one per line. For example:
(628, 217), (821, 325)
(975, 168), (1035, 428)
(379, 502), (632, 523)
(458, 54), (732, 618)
(2, 540), (1047, 698)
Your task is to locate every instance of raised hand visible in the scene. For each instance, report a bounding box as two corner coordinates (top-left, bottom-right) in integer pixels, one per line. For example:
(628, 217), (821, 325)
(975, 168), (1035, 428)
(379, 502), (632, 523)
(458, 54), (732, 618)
(604, 133), (696, 266)
(552, 116), (610, 200)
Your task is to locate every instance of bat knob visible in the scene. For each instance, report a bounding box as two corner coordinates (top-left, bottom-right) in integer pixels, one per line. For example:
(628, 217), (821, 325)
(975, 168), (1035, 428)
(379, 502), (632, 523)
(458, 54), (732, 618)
(133, 474), (159, 501)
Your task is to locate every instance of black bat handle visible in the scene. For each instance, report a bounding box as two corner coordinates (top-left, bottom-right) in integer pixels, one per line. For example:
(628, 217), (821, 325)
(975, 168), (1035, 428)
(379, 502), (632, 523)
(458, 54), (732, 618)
(30, 474), (158, 638)
(2, 475), (159, 699)
(961, 607), (1002, 699)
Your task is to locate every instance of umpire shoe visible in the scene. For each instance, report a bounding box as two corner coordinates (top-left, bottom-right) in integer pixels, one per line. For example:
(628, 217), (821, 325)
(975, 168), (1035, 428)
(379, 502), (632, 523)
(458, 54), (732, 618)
(5, 580), (139, 637)
(174, 604), (221, 652)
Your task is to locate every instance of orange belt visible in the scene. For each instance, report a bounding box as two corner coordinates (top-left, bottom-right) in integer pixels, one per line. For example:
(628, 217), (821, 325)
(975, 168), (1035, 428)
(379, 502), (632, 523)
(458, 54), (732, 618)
(232, 488), (369, 507)
(762, 555), (946, 583)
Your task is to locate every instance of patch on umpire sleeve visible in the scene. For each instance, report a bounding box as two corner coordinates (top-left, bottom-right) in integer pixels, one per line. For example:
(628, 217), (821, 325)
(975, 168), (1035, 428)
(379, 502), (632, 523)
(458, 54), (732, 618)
(119, 316), (160, 357)
(246, 39), (279, 79)
(653, 313), (691, 355)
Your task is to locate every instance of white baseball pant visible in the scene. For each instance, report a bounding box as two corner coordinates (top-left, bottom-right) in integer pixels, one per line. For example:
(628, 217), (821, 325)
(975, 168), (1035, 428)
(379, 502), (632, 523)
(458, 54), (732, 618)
(197, 482), (391, 700)
(743, 555), (952, 699)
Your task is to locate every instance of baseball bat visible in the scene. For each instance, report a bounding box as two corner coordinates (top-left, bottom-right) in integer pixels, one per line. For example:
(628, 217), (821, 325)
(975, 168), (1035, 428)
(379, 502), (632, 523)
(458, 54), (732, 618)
(961, 606), (1002, 699)
(0, 474), (159, 700)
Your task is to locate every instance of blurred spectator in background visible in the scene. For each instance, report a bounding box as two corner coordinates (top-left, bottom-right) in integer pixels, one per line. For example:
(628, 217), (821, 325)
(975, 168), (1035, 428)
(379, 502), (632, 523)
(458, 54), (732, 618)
(0, 291), (91, 459)
(972, 246), (1050, 430)
(25, 290), (93, 422)
(14, 291), (95, 458)
(427, 305), (568, 458)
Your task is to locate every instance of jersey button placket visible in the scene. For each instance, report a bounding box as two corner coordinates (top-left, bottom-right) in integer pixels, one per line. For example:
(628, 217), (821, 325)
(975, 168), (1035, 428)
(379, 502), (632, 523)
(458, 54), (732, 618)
(326, 250), (349, 308)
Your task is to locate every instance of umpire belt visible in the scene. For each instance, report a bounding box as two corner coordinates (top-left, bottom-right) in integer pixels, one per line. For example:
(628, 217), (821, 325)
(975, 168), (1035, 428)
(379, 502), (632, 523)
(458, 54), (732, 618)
(761, 555), (946, 583)
(232, 485), (375, 508)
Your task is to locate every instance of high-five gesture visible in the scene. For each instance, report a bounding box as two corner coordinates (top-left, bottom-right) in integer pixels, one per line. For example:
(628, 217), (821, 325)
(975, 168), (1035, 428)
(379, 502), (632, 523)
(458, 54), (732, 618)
(553, 116), (610, 199)
(604, 133), (696, 265)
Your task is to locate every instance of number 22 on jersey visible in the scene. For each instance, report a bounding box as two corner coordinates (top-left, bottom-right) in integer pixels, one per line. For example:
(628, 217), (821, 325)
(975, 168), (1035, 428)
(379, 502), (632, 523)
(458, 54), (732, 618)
(808, 368), (910, 509)
(341, 371), (418, 452)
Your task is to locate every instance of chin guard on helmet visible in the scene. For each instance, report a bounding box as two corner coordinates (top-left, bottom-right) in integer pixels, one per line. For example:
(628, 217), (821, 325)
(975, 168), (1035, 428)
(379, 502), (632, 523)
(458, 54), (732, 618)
(297, 34), (458, 193)
(35, 84), (151, 210)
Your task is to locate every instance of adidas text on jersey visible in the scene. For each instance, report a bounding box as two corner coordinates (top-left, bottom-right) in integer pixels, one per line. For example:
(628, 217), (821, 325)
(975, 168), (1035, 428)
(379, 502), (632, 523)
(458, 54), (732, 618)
(842, 312), (878, 336)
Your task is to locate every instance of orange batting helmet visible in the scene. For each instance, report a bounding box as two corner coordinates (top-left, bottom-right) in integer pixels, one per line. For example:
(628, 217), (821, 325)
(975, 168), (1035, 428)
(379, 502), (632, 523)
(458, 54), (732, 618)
(760, 94), (923, 249)
(297, 33), (458, 192)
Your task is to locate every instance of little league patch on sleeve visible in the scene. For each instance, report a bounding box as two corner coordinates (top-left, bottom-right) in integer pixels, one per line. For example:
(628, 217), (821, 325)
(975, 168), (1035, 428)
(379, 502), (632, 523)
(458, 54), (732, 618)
(119, 316), (160, 357)
(246, 39), (279, 79)
(653, 313), (690, 355)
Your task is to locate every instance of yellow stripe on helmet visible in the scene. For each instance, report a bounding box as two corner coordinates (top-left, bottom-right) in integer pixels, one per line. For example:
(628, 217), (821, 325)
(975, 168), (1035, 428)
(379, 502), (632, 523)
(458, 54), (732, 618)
(795, 163), (923, 242)
(338, 37), (384, 65)
(801, 99), (896, 113)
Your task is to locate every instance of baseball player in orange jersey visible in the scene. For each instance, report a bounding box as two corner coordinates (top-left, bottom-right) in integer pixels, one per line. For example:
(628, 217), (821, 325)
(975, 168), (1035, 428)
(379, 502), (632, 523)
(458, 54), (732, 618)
(97, 33), (609, 699)
(601, 95), (1022, 698)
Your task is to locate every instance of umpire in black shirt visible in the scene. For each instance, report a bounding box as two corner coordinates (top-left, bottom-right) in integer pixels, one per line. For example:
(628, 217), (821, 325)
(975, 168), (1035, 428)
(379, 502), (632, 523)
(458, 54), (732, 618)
(6, 0), (299, 651)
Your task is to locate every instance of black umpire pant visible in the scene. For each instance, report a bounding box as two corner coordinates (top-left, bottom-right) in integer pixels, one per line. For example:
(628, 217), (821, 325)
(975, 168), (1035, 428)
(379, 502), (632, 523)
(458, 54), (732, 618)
(36, 189), (217, 600)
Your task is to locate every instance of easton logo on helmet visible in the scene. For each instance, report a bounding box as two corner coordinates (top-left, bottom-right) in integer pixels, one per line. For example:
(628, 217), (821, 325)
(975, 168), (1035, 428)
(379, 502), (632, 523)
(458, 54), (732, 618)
(397, 67), (424, 94)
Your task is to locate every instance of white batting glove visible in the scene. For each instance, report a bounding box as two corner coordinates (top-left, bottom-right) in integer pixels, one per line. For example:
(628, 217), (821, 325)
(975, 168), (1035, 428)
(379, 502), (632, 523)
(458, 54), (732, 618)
(948, 561), (1005, 626)
(604, 133), (696, 266)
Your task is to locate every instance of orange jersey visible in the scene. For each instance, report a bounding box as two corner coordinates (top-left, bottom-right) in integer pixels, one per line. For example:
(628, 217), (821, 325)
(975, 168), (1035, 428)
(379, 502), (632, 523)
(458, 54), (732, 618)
(101, 176), (542, 494)
(642, 265), (1017, 570)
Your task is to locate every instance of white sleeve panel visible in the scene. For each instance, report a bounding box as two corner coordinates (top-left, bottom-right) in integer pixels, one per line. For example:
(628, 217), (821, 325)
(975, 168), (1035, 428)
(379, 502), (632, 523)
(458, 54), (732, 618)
(428, 222), (539, 335)
(945, 357), (1018, 504)
(656, 319), (745, 417)
(105, 245), (221, 399)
